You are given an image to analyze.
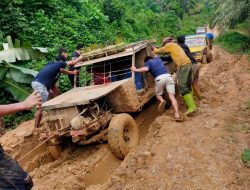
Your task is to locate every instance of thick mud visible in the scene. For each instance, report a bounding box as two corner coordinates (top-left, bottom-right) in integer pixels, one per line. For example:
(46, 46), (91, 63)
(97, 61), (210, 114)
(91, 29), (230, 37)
(0, 46), (249, 190)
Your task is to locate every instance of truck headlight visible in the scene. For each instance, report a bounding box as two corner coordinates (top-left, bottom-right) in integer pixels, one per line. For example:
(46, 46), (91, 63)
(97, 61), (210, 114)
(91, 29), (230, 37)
(195, 51), (202, 56)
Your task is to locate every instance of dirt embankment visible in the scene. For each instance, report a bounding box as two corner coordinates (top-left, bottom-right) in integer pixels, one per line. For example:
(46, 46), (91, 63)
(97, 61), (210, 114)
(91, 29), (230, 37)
(0, 46), (249, 190)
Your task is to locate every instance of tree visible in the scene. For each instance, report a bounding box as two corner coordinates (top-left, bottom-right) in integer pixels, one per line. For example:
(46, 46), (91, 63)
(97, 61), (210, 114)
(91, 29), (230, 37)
(0, 37), (46, 101)
(211, 0), (250, 34)
(153, 0), (197, 19)
(102, 0), (125, 23)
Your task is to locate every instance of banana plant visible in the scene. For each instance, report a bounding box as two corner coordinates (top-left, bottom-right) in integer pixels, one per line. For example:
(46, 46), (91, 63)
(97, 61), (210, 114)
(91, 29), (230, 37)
(0, 36), (47, 63)
(0, 36), (46, 101)
(0, 61), (38, 101)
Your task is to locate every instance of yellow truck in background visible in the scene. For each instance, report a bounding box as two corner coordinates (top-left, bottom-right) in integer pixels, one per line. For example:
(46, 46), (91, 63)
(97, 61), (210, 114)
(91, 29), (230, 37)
(185, 34), (212, 64)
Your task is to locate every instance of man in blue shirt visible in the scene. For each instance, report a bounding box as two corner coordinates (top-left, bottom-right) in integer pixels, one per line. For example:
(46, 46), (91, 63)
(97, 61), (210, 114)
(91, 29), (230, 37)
(32, 48), (82, 128)
(206, 32), (214, 50)
(131, 56), (180, 120)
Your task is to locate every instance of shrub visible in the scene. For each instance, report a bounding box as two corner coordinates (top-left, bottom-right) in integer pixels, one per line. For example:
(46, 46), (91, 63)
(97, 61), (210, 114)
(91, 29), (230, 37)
(216, 32), (250, 54)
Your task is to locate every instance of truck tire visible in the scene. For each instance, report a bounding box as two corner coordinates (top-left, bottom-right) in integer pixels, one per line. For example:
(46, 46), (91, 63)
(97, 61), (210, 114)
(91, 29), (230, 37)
(207, 52), (213, 63)
(202, 55), (207, 64)
(48, 145), (62, 160)
(108, 113), (139, 159)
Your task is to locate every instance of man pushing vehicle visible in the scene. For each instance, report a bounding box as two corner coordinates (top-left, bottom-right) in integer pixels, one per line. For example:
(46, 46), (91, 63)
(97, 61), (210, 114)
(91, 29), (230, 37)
(152, 37), (197, 116)
(131, 56), (181, 121)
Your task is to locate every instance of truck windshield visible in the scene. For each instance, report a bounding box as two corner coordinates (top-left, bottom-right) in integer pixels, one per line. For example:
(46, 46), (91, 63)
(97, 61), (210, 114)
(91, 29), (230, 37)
(185, 37), (206, 47)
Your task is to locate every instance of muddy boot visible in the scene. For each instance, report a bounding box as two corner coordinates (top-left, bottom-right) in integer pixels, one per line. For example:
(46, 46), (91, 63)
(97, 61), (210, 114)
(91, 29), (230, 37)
(192, 84), (202, 100)
(183, 93), (197, 116)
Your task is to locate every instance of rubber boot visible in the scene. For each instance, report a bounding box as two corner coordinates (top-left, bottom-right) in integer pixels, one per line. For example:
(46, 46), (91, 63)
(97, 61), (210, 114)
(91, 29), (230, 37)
(192, 84), (202, 100)
(183, 93), (197, 116)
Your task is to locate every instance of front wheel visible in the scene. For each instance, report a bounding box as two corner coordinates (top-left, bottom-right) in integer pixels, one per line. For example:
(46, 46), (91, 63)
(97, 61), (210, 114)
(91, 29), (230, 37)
(108, 113), (139, 159)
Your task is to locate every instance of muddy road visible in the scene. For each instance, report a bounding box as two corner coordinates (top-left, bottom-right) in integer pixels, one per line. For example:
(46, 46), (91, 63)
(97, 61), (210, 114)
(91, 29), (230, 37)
(0, 46), (250, 190)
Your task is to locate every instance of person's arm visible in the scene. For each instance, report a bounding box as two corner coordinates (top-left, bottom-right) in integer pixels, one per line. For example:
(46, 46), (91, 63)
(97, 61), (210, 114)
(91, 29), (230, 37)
(0, 91), (42, 116)
(153, 45), (169, 54)
(60, 68), (79, 75)
(66, 56), (83, 66)
(131, 66), (149, 73)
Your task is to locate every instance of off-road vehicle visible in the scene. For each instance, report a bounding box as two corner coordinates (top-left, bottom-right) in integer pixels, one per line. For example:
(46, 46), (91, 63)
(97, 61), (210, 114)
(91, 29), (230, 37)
(40, 41), (155, 159)
(185, 34), (212, 64)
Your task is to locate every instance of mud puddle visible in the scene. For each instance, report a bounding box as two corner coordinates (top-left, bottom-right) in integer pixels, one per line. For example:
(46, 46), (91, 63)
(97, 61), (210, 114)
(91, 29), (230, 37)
(134, 98), (159, 139)
(84, 149), (121, 188)
(85, 99), (159, 188)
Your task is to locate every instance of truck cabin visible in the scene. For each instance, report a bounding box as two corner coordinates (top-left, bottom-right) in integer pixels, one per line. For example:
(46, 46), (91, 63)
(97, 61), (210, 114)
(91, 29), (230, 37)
(74, 41), (154, 92)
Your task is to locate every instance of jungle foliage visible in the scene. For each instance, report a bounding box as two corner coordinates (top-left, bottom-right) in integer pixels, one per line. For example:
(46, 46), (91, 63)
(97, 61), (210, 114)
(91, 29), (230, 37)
(0, 0), (214, 91)
(0, 0), (213, 56)
(211, 0), (250, 35)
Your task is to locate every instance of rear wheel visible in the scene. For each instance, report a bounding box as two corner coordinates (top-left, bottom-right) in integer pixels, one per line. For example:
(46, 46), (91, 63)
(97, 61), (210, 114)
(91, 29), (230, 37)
(108, 113), (139, 159)
(48, 145), (62, 160)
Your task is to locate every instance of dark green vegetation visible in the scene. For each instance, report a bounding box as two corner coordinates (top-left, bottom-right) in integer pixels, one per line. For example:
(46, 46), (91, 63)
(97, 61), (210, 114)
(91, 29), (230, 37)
(211, 0), (249, 55)
(211, 0), (249, 35)
(0, 0), (214, 56)
(242, 149), (250, 166)
(216, 32), (250, 55)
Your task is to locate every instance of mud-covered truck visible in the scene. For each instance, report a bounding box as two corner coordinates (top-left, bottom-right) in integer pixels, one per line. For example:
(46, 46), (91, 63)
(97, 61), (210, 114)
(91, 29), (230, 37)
(40, 41), (155, 159)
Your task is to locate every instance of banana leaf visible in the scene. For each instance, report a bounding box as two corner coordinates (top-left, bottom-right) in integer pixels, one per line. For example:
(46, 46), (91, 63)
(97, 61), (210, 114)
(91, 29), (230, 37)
(0, 61), (38, 101)
(0, 48), (47, 63)
(0, 78), (29, 101)
(0, 37), (47, 101)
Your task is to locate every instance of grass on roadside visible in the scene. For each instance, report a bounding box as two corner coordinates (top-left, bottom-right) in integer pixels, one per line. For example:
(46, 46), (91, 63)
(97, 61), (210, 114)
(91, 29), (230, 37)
(246, 100), (250, 109)
(215, 32), (250, 55)
(241, 149), (250, 167)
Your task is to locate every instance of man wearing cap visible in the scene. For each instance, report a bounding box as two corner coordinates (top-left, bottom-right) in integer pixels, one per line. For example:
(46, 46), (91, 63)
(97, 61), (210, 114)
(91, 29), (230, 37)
(151, 38), (197, 116)
(177, 35), (202, 100)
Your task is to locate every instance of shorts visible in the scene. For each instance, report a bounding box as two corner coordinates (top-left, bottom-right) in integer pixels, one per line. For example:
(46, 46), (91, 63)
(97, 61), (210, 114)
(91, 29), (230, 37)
(155, 74), (175, 95)
(31, 81), (49, 103)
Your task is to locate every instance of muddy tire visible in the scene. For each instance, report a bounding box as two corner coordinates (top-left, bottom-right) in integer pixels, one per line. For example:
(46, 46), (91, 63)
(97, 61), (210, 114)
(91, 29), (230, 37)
(207, 52), (213, 63)
(108, 113), (139, 159)
(202, 55), (207, 64)
(48, 145), (62, 160)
